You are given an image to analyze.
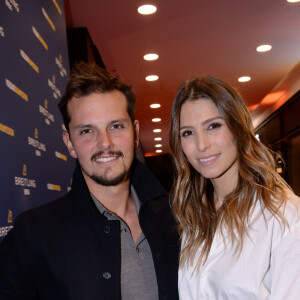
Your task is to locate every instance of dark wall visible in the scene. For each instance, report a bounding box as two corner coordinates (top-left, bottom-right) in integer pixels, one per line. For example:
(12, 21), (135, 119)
(255, 90), (300, 195)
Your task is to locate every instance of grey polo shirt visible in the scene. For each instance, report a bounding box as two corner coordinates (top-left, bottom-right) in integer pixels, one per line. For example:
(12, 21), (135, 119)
(91, 186), (159, 300)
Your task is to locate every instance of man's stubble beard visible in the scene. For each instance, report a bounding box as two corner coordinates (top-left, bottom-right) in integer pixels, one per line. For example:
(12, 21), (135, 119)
(84, 150), (129, 186)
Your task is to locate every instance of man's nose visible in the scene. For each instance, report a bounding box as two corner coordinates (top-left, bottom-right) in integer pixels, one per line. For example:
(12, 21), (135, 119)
(96, 130), (113, 150)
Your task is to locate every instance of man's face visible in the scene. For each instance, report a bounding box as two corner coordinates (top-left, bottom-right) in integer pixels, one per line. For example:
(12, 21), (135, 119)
(63, 91), (139, 187)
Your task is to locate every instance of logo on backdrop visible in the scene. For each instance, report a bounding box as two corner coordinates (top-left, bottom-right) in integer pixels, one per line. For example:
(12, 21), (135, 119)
(14, 164), (37, 196)
(42, 7), (56, 31)
(5, 0), (20, 12)
(0, 210), (13, 237)
(20, 49), (39, 73)
(0, 27), (4, 37)
(39, 99), (54, 125)
(5, 79), (28, 101)
(53, 0), (62, 15)
(0, 121), (14, 137)
(55, 150), (67, 161)
(55, 55), (67, 77)
(32, 26), (48, 50)
(48, 75), (61, 99)
(7, 210), (13, 223)
(28, 128), (46, 156)
(0, 210), (13, 236)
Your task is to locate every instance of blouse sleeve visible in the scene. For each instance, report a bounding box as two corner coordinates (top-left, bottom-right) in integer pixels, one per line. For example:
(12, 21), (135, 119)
(269, 197), (300, 299)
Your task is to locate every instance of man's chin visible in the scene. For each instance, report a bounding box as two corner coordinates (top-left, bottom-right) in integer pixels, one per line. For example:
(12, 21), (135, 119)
(90, 171), (127, 186)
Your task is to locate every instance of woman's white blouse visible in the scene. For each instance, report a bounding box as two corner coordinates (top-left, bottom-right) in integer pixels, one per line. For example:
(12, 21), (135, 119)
(179, 193), (300, 300)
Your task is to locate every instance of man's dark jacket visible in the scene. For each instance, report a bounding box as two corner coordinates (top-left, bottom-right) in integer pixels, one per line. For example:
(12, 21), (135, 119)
(0, 159), (180, 300)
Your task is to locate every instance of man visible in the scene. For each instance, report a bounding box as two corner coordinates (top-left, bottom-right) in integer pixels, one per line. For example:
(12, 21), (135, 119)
(0, 62), (179, 300)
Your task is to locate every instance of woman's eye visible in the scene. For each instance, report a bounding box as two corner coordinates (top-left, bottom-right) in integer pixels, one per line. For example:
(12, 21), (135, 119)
(181, 130), (193, 137)
(208, 123), (221, 130)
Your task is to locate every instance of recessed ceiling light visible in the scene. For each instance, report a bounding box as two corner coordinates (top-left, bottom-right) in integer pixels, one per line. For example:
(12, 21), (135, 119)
(150, 103), (161, 108)
(287, 0), (300, 3)
(153, 129), (162, 133)
(156, 149), (162, 153)
(146, 75), (159, 81)
(152, 118), (161, 122)
(238, 76), (251, 82)
(155, 144), (162, 148)
(144, 53), (159, 61)
(256, 45), (272, 52)
(154, 137), (162, 141)
(137, 5), (157, 15)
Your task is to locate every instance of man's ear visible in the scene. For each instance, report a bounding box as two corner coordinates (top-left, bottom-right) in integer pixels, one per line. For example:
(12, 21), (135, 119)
(63, 131), (78, 158)
(133, 120), (139, 149)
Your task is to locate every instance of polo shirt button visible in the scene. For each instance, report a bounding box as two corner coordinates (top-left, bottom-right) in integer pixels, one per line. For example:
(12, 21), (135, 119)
(104, 226), (111, 233)
(103, 272), (111, 279)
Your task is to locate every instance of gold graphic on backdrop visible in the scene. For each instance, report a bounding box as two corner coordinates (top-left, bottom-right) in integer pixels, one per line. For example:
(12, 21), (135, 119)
(34, 128), (39, 139)
(0, 27), (4, 37)
(5, 79), (28, 101)
(7, 210), (13, 223)
(44, 99), (48, 109)
(42, 7), (56, 31)
(32, 26), (48, 50)
(55, 151), (67, 161)
(52, 0), (62, 15)
(0, 122), (14, 137)
(52, 75), (56, 84)
(20, 49), (39, 73)
(22, 164), (27, 176)
(59, 54), (62, 63)
(47, 183), (61, 191)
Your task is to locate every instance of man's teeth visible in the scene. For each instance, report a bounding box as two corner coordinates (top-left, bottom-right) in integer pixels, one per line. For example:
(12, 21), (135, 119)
(96, 156), (117, 162)
(199, 155), (217, 162)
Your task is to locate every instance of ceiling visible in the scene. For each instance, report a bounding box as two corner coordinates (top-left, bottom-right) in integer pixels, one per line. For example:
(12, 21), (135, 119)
(64, 0), (300, 156)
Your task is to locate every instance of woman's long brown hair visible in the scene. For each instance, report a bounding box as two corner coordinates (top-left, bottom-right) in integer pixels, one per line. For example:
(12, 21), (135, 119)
(169, 76), (290, 270)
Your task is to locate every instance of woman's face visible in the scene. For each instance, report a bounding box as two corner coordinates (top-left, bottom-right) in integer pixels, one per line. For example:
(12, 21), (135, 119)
(179, 98), (238, 184)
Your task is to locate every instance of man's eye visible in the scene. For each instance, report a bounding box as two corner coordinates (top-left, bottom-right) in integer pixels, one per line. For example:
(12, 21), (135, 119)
(208, 123), (221, 130)
(111, 124), (124, 130)
(80, 129), (92, 135)
(181, 130), (193, 137)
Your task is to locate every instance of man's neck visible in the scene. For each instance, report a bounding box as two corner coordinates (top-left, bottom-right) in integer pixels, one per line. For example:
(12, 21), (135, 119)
(84, 174), (132, 217)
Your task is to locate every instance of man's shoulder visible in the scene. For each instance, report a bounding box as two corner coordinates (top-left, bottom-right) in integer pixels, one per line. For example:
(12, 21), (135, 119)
(15, 193), (72, 228)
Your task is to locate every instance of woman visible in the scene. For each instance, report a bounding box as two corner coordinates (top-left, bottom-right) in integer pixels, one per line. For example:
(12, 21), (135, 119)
(169, 76), (300, 299)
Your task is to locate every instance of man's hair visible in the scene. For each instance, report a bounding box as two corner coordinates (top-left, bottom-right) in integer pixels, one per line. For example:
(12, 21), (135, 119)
(58, 62), (136, 131)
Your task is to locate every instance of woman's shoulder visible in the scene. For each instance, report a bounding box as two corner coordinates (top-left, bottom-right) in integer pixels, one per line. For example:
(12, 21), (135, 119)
(282, 189), (300, 226)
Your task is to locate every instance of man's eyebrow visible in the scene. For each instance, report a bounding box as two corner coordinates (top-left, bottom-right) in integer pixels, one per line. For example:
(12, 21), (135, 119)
(110, 118), (128, 124)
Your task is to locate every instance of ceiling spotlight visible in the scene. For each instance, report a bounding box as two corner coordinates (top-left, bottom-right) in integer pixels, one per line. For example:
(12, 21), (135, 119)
(137, 5), (157, 15)
(146, 75), (159, 81)
(156, 149), (162, 153)
(154, 137), (162, 141)
(256, 45), (272, 52)
(144, 53), (159, 61)
(238, 76), (251, 82)
(150, 103), (161, 108)
(287, 0), (300, 3)
(155, 144), (162, 147)
(152, 118), (161, 122)
(153, 129), (162, 133)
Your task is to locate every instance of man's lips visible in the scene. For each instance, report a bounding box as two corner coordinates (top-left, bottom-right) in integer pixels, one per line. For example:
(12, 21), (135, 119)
(95, 156), (118, 163)
(91, 150), (124, 162)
